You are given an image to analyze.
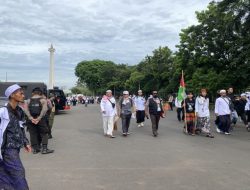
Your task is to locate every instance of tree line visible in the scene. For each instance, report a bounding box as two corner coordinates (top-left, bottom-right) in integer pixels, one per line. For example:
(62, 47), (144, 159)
(74, 0), (250, 97)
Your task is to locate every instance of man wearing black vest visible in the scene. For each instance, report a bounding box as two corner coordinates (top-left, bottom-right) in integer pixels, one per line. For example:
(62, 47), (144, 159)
(145, 91), (163, 137)
(25, 87), (54, 154)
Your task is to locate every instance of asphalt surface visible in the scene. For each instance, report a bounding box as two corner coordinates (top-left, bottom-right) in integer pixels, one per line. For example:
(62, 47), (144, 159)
(21, 104), (250, 190)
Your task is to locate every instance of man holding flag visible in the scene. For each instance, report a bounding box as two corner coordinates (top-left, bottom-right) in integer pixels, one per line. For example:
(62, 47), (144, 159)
(176, 72), (186, 122)
(177, 71), (190, 134)
(177, 71), (186, 104)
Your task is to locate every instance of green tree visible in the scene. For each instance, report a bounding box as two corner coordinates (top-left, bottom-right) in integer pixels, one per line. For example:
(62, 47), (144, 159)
(74, 0), (250, 97)
(75, 60), (116, 94)
(75, 60), (133, 95)
(174, 1), (250, 94)
(70, 85), (92, 95)
(132, 46), (174, 95)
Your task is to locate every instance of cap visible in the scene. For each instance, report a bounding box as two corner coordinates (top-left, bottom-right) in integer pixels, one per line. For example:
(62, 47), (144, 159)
(32, 87), (42, 93)
(220, 89), (226, 94)
(241, 93), (246, 97)
(106, 90), (112, 93)
(5, 84), (22, 98)
(123, 91), (129, 95)
(138, 90), (142, 93)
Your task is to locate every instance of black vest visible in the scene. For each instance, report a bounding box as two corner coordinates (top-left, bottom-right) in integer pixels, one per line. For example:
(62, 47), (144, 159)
(29, 98), (42, 117)
(148, 98), (162, 115)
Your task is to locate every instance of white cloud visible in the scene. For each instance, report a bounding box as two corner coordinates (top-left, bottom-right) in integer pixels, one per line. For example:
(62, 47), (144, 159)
(0, 0), (211, 89)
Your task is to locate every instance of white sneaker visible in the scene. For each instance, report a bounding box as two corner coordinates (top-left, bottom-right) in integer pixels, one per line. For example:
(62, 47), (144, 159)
(137, 124), (141, 128)
(141, 123), (144, 127)
(216, 127), (221, 133)
(225, 132), (231, 135)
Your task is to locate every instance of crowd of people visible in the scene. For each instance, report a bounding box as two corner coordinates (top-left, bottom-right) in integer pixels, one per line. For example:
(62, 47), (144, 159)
(99, 87), (250, 139)
(66, 95), (96, 106)
(100, 89), (166, 138)
(0, 83), (249, 189)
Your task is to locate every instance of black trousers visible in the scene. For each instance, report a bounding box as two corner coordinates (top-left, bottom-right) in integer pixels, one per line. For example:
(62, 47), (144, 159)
(136, 110), (145, 123)
(218, 115), (231, 133)
(121, 114), (132, 133)
(238, 112), (248, 125)
(177, 108), (184, 121)
(246, 110), (250, 123)
(150, 114), (161, 135)
(169, 102), (173, 110)
(27, 119), (49, 149)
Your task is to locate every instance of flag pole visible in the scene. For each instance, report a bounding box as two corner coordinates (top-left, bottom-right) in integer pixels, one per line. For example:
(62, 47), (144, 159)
(182, 70), (188, 134)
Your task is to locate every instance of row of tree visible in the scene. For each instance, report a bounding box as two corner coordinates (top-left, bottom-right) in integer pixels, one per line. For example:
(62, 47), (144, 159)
(74, 0), (250, 97)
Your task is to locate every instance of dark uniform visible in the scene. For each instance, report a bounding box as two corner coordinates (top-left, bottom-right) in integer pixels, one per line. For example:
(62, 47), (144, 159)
(25, 88), (54, 154)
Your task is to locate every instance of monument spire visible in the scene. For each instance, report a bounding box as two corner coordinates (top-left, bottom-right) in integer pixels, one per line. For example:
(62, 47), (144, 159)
(48, 44), (55, 89)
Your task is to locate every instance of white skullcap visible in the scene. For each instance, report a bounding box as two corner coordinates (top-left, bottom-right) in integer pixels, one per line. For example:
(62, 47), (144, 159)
(5, 84), (22, 98)
(138, 90), (142, 93)
(219, 89), (226, 94)
(241, 93), (246, 97)
(123, 91), (129, 95)
(106, 90), (112, 93)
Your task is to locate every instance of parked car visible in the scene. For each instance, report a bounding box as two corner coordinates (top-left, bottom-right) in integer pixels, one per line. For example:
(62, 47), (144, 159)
(48, 87), (69, 113)
(0, 82), (70, 113)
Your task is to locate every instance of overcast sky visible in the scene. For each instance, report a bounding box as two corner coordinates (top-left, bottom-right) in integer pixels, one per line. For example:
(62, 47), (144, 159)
(0, 0), (212, 89)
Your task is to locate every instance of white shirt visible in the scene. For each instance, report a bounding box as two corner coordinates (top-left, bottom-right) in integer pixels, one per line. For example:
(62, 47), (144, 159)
(215, 97), (231, 115)
(175, 99), (182, 108)
(245, 98), (250, 111)
(134, 96), (146, 111)
(0, 107), (10, 160)
(195, 96), (210, 117)
(100, 96), (117, 117)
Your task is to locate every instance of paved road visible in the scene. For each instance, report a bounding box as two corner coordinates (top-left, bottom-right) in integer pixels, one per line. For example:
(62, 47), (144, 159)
(21, 104), (250, 190)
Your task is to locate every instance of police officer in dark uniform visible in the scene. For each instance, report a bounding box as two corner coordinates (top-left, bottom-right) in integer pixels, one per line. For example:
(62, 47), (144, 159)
(25, 87), (54, 154)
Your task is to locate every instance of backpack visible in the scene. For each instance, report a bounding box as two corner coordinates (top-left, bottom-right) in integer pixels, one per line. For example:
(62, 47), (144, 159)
(29, 98), (42, 117)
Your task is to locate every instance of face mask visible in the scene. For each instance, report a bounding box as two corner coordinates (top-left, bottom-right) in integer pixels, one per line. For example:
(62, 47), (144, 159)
(153, 95), (158, 98)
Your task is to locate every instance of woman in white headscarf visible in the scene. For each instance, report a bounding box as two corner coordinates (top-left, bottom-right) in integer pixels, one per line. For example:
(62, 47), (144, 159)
(195, 89), (214, 138)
